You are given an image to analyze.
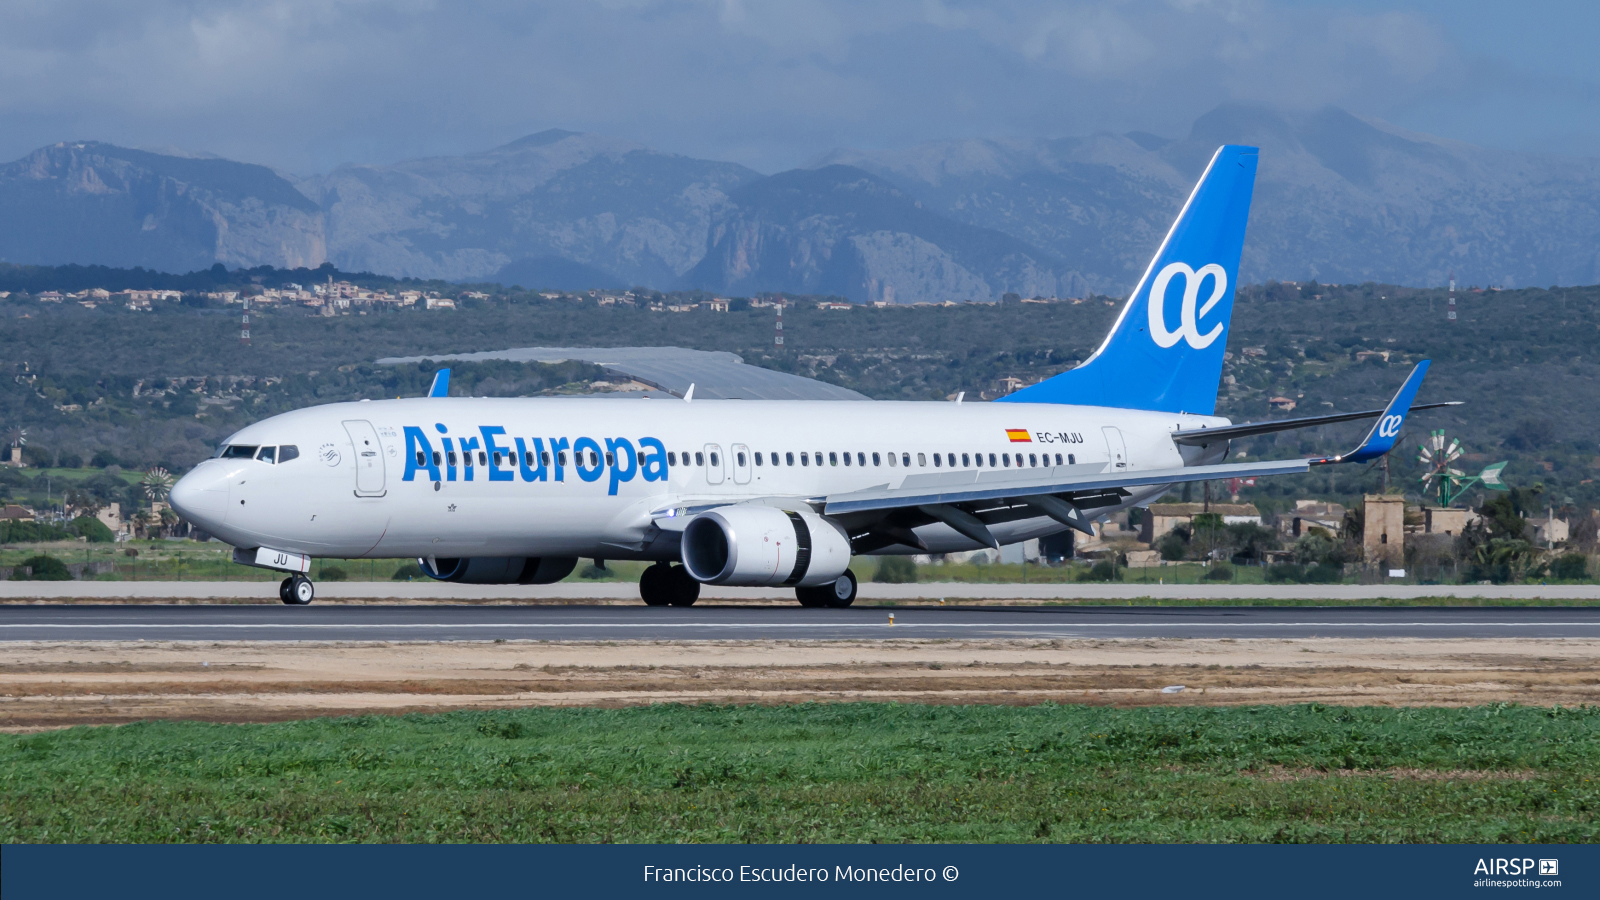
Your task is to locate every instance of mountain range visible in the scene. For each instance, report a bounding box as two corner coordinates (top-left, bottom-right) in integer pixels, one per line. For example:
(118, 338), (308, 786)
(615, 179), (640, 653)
(3, 105), (1598, 301)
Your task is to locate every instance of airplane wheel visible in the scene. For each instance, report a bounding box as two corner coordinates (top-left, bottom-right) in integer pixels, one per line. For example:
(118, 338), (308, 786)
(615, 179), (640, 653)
(279, 577), (295, 605)
(639, 563), (673, 607)
(826, 570), (857, 608)
(286, 574), (315, 606)
(796, 586), (827, 607)
(667, 564), (700, 607)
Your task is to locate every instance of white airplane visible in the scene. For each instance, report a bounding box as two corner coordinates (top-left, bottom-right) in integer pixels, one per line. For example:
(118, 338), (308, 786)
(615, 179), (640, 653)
(170, 145), (1452, 607)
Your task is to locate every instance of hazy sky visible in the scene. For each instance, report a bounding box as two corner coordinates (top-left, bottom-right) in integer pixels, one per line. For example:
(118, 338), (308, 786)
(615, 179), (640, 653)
(1, 0), (1595, 175)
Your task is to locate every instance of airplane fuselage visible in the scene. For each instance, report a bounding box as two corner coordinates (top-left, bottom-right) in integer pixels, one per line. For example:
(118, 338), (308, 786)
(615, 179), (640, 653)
(172, 396), (1230, 560)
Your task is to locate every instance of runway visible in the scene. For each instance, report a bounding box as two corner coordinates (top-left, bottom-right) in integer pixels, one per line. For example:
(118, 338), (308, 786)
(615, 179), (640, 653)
(4, 604), (1599, 641)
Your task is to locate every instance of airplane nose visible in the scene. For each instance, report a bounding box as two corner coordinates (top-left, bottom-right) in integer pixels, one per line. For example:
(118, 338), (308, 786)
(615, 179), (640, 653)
(168, 463), (230, 530)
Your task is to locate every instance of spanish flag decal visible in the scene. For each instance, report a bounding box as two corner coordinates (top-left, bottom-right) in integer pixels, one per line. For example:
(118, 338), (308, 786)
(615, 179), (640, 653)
(1005, 429), (1032, 443)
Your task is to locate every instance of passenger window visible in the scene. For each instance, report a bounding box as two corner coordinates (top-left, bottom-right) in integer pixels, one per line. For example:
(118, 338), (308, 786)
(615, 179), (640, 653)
(932, 453), (941, 468)
(872, 452), (881, 466)
(479, 451), (487, 466)
(256, 446), (276, 463)
(1002, 453), (1010, 467)
(887, 452), (897, 467)
(829, 452), (838, 466)
(543, 452), (552, 466)
(605, 452), (615, 466)
(737, 452), (746, 466)
(591, 450), (601, 466)
(524, 451), (534, 466)
(709, 452), (719, 466)
(786, 452), (795, 466)
(465, 453), (474, 467)
(668, 452), (677, 466)
(800, 452), (809, 466)
(754, 452), (763, 466)
(557, 451), (567, 466)
(1068, 453), (1076, 465)
(917, 453), (926, 466)
(962, 453), (970, 467)
(493, 452), (502, 467)
(695, 452), (705, 466)
(279, 445), (299, 463)
(1054, 453), (1063, 466)
(989, 453), (997, 467)
(857, 452), (865, 466)
(416, 451), (426, 466)
(1029, 453), (1038, 467)
(901, 453), (910, 467)
(448, 451), (458, 466)
(841, 452), (850, 466)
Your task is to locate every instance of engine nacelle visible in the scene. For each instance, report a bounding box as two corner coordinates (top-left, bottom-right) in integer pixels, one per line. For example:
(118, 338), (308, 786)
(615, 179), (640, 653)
(681, 506), (851, 587)
(419, 556), (577, 584)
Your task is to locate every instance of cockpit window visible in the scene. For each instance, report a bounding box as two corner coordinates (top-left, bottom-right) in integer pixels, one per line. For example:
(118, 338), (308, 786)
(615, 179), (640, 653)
(256, 446), (276, 463)
(279, 445), (299, 462)
(222, 445), (259, 459)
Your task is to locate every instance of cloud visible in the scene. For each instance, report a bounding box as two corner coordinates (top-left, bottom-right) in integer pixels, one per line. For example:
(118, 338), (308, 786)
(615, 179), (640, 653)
(0, 0), (1589, 175)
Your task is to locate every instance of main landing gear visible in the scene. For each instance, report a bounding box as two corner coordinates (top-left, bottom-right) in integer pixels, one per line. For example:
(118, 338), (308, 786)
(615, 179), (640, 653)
(640, 563), (701, 607)
(796, 569), (857, 608)
(279, 574), (315, 606)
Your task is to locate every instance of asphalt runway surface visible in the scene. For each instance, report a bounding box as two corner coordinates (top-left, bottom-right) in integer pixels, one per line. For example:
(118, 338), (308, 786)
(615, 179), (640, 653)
(3, 604), (1599, 642)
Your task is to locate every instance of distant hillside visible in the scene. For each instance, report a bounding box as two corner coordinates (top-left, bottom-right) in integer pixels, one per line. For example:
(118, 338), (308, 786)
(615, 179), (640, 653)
(298, 130), (762, 284)
(819, 105), (1600, 291)
(684, 166), (1089, 303)
(3, 108), (1599, 298)
(0, 142), (323, 272)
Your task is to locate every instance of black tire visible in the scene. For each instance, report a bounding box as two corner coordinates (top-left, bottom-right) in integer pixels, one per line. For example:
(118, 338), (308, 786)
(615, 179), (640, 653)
(826, 570), (858, 608)
(639, 563), (673, 607)
(287, 574), (315, 605)
(667, 564), (700, 607)
(279, 577), (295, 605)
(795, 586), (827, 608)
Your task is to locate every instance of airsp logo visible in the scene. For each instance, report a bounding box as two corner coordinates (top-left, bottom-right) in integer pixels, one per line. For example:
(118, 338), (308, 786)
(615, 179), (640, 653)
(1376, 415), (1403, 438)
(1148, 262), (1228, 350)
(317, 443), (342, 467)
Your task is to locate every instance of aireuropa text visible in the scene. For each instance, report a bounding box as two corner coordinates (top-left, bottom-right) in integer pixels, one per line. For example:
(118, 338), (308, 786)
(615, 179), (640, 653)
(642, 865), (944, 883)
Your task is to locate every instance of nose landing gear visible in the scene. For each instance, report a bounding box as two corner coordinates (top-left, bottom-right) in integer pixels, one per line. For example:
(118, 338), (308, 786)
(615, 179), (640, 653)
(279, 574), (315, 605)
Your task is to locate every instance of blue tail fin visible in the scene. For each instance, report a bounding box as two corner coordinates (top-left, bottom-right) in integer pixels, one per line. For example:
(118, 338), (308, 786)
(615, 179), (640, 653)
(1000, 145), (1259, 415)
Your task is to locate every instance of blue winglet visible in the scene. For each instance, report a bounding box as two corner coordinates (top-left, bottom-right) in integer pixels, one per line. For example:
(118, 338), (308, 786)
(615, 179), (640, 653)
(1317, 361), (1431, 464)
(428, 368), (450, 398)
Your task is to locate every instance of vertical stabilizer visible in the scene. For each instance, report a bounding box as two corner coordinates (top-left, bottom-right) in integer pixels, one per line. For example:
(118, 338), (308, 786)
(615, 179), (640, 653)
(1000, 145), (1258, 415)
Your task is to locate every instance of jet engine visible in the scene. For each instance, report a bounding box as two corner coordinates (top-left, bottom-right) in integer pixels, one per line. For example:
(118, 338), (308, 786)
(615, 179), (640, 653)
(419, 556), (577, 584)
(681, 506), (851, 587)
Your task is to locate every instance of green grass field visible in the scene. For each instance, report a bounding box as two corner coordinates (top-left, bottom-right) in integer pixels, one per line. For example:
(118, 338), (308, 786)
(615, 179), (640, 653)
(2, 704), (1595, 843)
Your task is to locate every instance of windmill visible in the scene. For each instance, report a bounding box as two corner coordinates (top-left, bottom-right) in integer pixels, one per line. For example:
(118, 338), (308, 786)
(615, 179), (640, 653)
(3, 427), (25, 467)
(141, 467), (175, 501)
(1418, 429), (1508, 506)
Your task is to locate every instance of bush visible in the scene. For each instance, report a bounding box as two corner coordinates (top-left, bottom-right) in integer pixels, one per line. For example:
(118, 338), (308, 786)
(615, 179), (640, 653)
(579, 564), (608, 579)
(391, 562), (424, 580)
(69, 515), (115, 543)
(1078, 558), (1120, 582)
(1305, 563), (1343, 583)
(0, 520), (74, 543)
(872, 556), (918, 583)
(12, 555), (72, 580)
(1265, 563), (1303, 583)
(1550, 553), (1588, 580)
(320, 566), (348, 581)
(1203, 562), (1234, 581)
(1157, 533), (1188, 561)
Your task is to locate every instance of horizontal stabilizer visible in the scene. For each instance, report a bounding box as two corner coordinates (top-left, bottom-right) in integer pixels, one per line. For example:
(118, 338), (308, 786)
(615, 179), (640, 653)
(1173, 401), (1459, 445)
(1312, 361), (1432, 465)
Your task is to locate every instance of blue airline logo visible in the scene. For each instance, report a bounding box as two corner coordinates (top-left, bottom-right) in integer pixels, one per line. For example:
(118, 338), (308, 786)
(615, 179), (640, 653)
(402, 424), (666, 496)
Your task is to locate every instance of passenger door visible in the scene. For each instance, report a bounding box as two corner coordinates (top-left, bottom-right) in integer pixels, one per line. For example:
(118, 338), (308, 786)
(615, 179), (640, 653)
(1102, 426), (1129, 471)
(344, 420), (387, 496)
(731, 443), (752, 485)
(704, 443), (726, 485)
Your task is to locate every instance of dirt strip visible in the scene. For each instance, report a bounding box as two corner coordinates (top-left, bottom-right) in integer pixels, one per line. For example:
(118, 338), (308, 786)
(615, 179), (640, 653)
(2, 638), (1597, 730)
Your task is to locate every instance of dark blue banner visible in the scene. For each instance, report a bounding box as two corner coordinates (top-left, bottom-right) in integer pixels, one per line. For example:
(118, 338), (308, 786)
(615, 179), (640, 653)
(3, 844), (1592, 899)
